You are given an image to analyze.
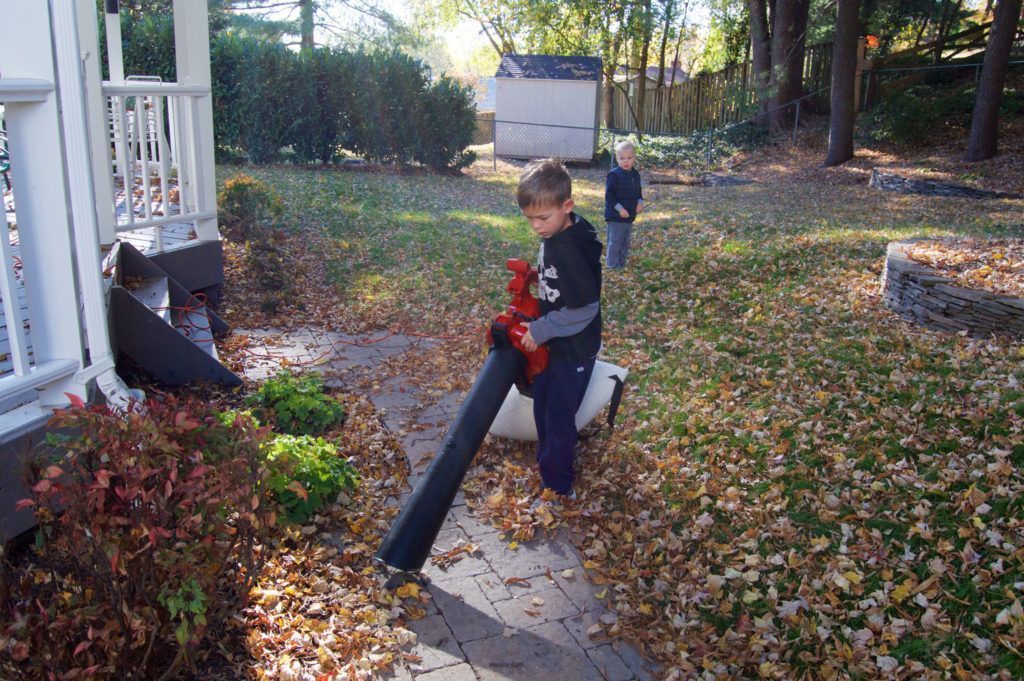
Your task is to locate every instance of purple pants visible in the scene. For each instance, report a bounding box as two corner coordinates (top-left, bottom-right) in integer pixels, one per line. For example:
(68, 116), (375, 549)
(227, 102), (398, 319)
(533, 356), (596, 494)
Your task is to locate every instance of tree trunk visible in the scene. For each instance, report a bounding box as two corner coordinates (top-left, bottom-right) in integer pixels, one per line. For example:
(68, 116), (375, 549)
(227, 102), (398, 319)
(634, 0), (655, 131)
(786, 0), (810, 104)
(966, 0), (1024, 160)
(299, 0), (314, 51)
(748, 0), (772, 125)
(770, 0), (802, 129)
(604, 4), (627, 127)
(934, 0), (966, 65)
(657, 0), (675, 87)
(825, 0), (860, 166)
(604, 70), (616, 127)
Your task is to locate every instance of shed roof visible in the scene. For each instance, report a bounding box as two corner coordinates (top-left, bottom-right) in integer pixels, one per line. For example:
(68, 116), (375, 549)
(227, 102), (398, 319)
(496, 54), (602, 82)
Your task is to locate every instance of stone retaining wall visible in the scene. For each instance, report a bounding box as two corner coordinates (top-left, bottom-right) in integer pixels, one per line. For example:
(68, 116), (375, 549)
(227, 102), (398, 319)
(869, 169), (1021, 199)
(882, 239), (1024, 337)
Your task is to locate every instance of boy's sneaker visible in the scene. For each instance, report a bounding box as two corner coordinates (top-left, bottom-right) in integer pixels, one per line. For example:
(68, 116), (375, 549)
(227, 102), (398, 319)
(563, 489), (577, 501)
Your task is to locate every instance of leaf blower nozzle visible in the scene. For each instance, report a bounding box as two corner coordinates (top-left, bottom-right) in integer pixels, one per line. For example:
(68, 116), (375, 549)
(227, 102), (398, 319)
(374, 260), (548, 573)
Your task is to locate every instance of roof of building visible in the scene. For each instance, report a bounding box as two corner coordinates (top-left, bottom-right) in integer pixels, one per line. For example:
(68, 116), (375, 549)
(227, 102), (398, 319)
(644, 64), (688, 85)
(495, 54), (602, 82)
(612, 62), (689, 85)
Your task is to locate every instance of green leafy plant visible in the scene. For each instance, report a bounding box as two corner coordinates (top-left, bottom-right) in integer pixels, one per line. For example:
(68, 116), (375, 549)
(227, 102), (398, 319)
(0, 397), (272, 680)
(217, 174), (283, 241)
(246, 370), (345, 436)
(263, 434), (359, 522)
(158, 576), (208, 647)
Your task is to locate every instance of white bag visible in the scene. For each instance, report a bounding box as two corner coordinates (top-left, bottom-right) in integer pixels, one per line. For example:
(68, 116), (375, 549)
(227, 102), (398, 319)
(488, 360), (628, 441)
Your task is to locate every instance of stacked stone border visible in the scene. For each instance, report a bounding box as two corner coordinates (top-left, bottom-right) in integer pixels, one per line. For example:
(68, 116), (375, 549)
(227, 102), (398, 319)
(882, 238), (1024, 337)
(869, 169), (1021, 199)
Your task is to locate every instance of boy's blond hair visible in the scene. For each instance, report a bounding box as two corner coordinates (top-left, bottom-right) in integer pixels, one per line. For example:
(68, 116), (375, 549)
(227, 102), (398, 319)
(615, 140), (636, 155)
(517, 158), (572, 209)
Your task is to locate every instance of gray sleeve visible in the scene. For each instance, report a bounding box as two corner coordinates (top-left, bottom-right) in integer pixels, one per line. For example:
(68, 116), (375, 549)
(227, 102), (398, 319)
(529, 301), (600, 345)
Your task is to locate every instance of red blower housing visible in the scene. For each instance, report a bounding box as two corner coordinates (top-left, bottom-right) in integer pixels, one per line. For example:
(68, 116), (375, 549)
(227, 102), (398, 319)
(486, 259), (548, 386)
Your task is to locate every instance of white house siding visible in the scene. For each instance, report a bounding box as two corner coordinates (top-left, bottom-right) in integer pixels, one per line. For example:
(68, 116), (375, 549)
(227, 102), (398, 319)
(495, 79), (599, 161)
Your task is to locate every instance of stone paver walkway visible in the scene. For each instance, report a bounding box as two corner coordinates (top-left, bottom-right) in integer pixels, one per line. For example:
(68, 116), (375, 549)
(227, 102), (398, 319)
(236, 328), (659, 681)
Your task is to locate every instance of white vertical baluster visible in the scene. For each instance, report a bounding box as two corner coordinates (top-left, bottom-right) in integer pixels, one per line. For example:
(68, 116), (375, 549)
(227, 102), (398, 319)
(136, 98), (152, 220)
(116, 94), (133, 225)
(154, 94), (171, 219)
(147, 95), (160, 165)
(0, 212), (30, 375)
(174, 95), (192, 216)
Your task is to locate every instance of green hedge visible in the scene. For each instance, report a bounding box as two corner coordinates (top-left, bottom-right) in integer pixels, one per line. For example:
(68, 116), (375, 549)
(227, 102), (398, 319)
(118, 19), (476, 169)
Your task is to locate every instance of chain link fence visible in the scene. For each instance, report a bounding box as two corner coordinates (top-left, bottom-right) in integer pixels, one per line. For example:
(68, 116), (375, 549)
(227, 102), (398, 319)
(473, 97), (813, 176)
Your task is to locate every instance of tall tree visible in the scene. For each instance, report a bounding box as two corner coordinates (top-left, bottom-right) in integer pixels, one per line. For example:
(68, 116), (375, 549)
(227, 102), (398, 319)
(747, 0), (771, 123)
(825, 0), (861, 166)
(228, 0), (408, 49)
(634, 0), (656, 130)
(656, 0), (676, 86)
(966, 0), (1024, 161)
(769, 0), (812, 127)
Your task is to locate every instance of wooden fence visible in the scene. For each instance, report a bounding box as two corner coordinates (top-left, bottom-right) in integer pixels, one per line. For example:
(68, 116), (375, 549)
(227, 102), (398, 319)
(611, 42), (834, 134)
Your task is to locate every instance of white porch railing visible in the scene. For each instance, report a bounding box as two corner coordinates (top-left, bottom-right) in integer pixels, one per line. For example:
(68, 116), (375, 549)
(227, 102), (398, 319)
(0, 42), (87, 438)
(103, 81), (217, 253)
(1, 0), (218, 445)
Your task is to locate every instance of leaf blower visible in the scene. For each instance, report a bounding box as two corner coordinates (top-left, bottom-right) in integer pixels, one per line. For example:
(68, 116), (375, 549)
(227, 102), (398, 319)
(374, 259), (624, 574)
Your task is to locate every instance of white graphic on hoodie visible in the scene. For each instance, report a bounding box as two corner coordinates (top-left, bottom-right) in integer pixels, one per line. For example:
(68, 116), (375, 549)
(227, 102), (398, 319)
(537, 244), (561, 304)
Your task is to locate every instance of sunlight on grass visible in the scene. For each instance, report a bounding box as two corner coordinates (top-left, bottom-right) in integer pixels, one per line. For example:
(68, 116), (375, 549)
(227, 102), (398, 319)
(353, 272), (395, 303)
(448, 210), (528, 242)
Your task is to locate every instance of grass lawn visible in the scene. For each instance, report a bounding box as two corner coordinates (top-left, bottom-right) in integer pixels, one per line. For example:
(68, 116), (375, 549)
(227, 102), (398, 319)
(219, 151), (1024, 678)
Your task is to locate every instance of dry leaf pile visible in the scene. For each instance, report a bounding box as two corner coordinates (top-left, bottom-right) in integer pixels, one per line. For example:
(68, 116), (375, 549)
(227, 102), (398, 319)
(207, 395), (432, 679)
(212, 127), (1024, 678)
(905, 238), (1024, 299)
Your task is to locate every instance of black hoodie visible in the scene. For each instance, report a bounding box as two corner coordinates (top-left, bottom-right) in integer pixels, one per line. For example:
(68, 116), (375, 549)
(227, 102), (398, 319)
(535, 213), (603, 361)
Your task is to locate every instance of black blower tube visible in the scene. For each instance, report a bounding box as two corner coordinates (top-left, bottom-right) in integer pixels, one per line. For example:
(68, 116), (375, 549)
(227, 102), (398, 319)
(375, 344), (524, 572)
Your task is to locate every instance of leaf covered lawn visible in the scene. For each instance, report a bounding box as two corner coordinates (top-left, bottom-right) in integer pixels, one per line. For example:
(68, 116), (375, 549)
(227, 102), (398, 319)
(219, 156), (1024, 679)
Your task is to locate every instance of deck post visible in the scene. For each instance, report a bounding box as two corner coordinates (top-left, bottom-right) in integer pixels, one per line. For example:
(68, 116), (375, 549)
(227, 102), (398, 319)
(77, 0), (118, 246)
(173, 0), (220, 242)
(103, 0), (125, 84)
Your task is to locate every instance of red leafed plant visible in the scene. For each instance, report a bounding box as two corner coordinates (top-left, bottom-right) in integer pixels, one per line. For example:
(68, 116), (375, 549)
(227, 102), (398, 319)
(0, 397), (273, 680)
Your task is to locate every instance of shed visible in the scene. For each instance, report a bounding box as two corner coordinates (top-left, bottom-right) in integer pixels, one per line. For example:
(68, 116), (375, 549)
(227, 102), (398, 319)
(494, 54), (602, 161)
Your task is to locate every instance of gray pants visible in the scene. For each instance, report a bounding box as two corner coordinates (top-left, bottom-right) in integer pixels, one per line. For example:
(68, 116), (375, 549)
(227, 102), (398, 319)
(605, 221), (633, 269)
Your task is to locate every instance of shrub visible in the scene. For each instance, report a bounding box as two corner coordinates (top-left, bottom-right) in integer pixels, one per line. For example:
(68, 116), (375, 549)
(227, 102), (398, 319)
(0, 398), (272, 680)
(415, 75), (478, 171)
(263, 435), (359, 522)
(861, 81), (1023, 146)
(290, 49), (354, 165)
(245, 370), (345, 436)
(347, 50), (426, 164)
(212, 36), (298, 163)
(217, 174), (283, 240)
(861, 86), (947, 145)
(600, 129), (740, 171)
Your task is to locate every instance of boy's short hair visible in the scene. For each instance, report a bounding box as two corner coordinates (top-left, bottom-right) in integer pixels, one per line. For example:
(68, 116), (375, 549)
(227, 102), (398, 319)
(517, 158), (572, 209)
(615, 140), (636, 155)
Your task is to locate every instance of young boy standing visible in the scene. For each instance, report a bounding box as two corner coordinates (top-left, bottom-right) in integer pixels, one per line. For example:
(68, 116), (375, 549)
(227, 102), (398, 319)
(604, 141), (644, 270)
(517, 159), (603, 498)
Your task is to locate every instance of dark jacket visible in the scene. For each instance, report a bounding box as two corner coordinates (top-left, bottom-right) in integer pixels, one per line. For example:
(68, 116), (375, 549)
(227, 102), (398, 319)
(536, 213), (603, 360)
(604, 166), (643, 223)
